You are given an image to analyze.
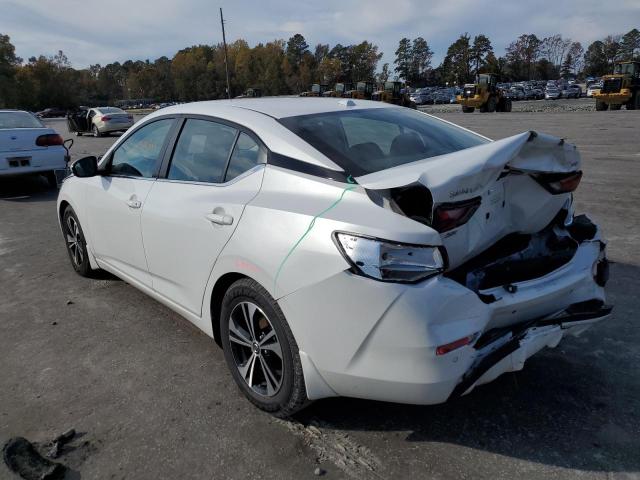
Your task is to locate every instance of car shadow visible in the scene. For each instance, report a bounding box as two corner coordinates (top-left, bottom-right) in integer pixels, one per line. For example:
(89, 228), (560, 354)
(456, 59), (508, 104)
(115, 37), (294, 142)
(294, 261), (640, 474)
(0, 175), (59, 202)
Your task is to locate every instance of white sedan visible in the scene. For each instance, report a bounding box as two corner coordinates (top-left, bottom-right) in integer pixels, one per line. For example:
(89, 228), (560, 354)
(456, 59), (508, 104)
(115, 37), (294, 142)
(67, 106), (134, 137)
(1, 110), (67, 187)
(57, 98), (611, 416)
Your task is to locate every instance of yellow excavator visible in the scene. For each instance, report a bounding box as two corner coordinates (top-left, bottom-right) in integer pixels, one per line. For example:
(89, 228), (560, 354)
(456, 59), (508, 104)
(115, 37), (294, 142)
(594, 61), (640, 110)
(371, 81), (416, 108)
(457, 74), (512, 113)
(323, 82), (354, 97)
(299, 84), (329, 97)
(345, 81), (375, 100)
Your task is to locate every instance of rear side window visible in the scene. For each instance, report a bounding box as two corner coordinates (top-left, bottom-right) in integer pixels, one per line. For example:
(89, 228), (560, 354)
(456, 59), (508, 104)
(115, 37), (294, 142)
(111, 119), (173, 177)
(0, 112), (44, 129)
(225, 132), (266, 182)
(168, 119), (237, 183)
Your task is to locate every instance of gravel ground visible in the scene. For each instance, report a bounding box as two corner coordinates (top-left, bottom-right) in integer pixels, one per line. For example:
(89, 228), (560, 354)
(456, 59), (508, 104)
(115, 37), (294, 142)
(1, 109), (639, 480)
(420, 97), (598, 114)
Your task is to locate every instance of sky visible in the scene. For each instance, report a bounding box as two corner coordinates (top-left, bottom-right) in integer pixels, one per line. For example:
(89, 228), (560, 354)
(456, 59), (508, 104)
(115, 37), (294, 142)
(1, 0), (639, 70)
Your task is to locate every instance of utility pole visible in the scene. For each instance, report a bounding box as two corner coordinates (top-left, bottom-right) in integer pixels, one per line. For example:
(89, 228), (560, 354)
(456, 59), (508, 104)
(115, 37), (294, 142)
(220, 7), (231, 99)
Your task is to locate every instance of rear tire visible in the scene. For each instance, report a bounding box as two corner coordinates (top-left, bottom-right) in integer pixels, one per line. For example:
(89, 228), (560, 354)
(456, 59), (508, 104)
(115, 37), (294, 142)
(92, 125), (101, 137)
(504, 98), (513, 112)
(487, 96), (497, 113)
(626, 93), (639, 110)
(44, 171), (58, 189)
(62, 207), (92, 277)
(220, 278), (309, 417)
(610, 104), (622, 111)
(462, 106), (475, 113)
(596, 100), (608, 111)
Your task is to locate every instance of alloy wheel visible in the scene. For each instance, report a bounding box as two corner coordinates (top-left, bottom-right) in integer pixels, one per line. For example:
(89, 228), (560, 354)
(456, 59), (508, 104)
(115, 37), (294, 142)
(65, 215), (84, 267)
(228, 301), (283, 397)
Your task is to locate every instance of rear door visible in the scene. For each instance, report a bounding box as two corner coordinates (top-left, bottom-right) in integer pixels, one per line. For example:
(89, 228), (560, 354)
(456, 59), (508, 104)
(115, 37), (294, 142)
(85, 118), (176, 285)
(140, 117), (266, 316)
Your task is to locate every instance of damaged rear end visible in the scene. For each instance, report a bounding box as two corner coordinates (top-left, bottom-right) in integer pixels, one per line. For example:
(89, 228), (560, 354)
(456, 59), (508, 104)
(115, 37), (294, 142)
(357, 130), (612, 397)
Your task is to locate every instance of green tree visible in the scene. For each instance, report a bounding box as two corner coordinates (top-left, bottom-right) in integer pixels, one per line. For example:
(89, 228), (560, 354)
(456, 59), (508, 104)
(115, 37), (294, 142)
(470, 34), (493, 76)
(505, 34), (541, 80)
(583, 40), (608, 77)
(0, 34), (20, 107)
(394, 37), (412, 81)
(620, 28), (640, 60)
(443, 33), (473, 84)
(410, 37), (434, 85)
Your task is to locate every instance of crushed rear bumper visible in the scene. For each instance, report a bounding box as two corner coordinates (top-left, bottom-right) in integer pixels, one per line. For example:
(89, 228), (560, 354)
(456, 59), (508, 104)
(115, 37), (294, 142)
(449, 300), (612, 399)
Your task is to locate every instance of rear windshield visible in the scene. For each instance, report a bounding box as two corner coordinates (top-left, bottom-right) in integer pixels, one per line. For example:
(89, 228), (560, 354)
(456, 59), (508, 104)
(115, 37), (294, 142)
(279, 108), (487, 176)
(0, 111), (44, 129)
(98, 107), (125, 114)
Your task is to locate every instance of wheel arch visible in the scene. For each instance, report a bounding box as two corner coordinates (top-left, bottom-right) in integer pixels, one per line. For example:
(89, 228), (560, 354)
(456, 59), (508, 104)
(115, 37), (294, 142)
(209, 272), (251, 346)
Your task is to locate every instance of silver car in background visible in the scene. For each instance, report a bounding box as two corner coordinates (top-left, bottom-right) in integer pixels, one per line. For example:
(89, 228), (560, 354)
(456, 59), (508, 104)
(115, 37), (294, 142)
(67, 106), (134, 137)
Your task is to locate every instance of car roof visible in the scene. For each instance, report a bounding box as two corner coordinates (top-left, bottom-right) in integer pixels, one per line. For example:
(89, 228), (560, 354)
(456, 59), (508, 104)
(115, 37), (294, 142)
(158, 97), (395, 120)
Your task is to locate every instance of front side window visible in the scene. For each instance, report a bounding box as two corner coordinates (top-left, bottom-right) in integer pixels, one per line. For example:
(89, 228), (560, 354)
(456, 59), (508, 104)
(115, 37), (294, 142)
(225, 133), (266, 182)
(279, 108), (487, 176)
(111, 119), (173, 177)
(168, 119), (237, 183)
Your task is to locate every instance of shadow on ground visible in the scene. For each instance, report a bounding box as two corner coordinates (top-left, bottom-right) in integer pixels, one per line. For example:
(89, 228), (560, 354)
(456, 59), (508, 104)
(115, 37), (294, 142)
(296, 262), (640, 475)
(0, 174), (58, 201)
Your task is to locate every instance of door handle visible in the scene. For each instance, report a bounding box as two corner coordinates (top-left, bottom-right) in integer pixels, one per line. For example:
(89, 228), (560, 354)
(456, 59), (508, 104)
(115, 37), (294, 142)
(205, 213), (233, 225)
(126, 199), (142, 209)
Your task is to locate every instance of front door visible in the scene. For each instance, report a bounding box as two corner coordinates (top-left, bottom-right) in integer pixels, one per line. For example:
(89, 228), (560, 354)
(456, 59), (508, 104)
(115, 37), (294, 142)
(85, 118), (175, 286)
(141, 119), (266, 316)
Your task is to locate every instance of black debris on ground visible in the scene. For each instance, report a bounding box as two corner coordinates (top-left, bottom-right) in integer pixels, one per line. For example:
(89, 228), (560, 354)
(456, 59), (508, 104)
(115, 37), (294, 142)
(3, 437), (67, 480)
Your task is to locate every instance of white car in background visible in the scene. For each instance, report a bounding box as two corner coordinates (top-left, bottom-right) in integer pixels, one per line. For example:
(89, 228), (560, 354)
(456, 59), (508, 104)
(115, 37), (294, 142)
(587, 83), (602, 97)
(57, 98), (611, 416)
(0, 110), (67, 187)
(67, 106), (134, 137)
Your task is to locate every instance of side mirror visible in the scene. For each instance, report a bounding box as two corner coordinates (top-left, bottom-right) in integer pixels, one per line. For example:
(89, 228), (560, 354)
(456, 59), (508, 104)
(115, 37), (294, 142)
(71, 156), (98, 178)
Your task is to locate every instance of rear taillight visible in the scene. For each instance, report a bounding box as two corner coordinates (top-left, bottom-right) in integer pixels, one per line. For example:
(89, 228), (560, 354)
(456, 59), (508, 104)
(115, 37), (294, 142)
(35, 134), (63, 147)
(532, 171), (582, 194)
(436, 333), (478, 355)
(100, 115), (111, 121)
(432, 197), (481, 233)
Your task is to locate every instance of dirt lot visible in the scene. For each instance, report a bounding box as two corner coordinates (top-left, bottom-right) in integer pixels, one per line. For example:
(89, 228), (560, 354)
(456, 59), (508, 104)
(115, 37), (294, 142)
(1, 109), (639, 480)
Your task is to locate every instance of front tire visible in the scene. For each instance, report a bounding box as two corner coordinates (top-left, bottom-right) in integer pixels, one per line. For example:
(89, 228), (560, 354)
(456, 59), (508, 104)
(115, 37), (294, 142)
(220, 278), (308, 417)
(626, 93), (639, 110)
(462, 106), (475, 113)
(610, 103), (622, 110)
(596, 100), (608, 111)
(62, 207), (92, 277)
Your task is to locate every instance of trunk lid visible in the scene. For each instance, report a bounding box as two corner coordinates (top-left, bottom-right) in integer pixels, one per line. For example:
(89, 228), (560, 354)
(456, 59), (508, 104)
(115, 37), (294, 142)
(0, 128), (55, 153)
(356, 131), (581, 268)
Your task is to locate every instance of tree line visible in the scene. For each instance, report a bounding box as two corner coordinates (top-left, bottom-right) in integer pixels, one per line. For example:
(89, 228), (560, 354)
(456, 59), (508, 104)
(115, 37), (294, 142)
(0, 27), (638, 111)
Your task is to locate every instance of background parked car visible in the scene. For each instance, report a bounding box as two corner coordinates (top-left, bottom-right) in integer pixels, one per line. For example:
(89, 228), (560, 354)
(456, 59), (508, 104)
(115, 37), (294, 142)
(562, 85), (582, 98)
(409, 89), (434, 105)
(0, 109), (67, 187)
(36, 107), (67, 118)
(545, 87), (561, 100)
(67, 106), (134, 137)
(587, 83), (602, 97)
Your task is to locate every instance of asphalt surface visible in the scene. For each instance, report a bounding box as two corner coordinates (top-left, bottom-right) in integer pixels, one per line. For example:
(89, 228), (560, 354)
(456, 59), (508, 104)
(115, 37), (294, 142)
(1, 109), (639, 480)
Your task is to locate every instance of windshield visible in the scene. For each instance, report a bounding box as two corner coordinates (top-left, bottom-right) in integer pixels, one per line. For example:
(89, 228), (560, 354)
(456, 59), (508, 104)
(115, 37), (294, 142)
(614, 63), (636, 75)
(0, 111), (45, 129)
(279, 108), (488, 177)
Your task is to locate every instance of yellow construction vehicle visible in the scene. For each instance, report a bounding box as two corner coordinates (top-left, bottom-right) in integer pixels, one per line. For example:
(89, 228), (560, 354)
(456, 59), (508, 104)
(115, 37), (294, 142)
(345, 81), (375, 100)
(299, 83), (329, 97)
(235, 87), (262, 99)
(457, 74), (512, 113)
(323, 82), (354, 97)
(371, 81), (416, 108)
(594, 61), (640, 110)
